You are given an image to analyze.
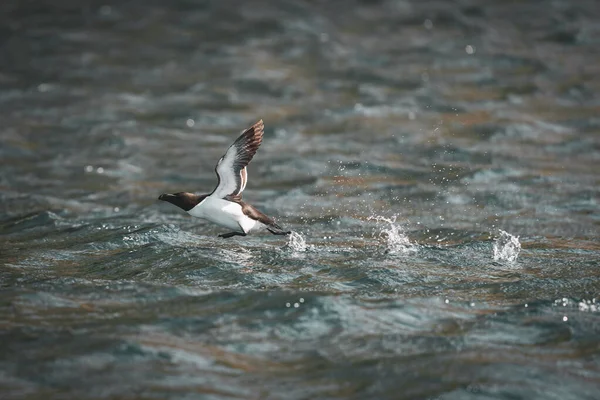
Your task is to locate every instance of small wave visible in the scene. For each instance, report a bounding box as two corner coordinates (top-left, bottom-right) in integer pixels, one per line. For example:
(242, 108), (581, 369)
(493, 230), (521, 262)
(368, 215), (417, 254)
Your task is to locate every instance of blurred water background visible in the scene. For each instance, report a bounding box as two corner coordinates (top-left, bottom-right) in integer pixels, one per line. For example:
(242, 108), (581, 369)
(1, 0), (599, 399)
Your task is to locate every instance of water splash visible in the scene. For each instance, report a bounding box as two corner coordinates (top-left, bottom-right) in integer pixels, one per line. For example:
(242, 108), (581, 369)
(368, 215), (417, 254)
(286, 231), (308, 252)
(493, 230), (521, 262)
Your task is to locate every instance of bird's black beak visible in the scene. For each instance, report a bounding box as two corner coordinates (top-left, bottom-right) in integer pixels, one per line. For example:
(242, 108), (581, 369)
(158, 193), (174, 201)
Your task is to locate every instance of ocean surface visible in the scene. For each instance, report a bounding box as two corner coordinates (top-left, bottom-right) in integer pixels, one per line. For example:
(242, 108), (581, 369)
(1, 0), (599, 399)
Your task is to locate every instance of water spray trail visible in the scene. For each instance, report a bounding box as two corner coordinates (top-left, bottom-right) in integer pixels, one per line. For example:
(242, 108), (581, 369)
(286, 231), (308, 252)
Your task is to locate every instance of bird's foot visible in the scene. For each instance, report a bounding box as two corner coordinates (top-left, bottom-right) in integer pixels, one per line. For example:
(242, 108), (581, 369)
(218, 232), (247, 239)
(267, 228), (292, 236)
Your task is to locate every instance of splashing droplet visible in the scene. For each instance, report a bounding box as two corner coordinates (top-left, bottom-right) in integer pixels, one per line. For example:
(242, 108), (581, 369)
(368, 215), (417, 254)
(493, 230), (521, 262)
(578, 299), (599, 312)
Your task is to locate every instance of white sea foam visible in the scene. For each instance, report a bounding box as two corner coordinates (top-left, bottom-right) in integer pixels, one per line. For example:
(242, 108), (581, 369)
(368, 215), (417, 254)
(493, 230), (521, 262)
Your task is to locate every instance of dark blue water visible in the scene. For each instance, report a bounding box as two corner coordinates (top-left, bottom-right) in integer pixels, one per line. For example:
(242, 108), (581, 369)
(1, 1), (599, 399)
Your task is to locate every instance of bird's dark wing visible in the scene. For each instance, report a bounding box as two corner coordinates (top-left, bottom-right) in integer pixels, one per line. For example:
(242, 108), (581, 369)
(211, 120), (264, 199)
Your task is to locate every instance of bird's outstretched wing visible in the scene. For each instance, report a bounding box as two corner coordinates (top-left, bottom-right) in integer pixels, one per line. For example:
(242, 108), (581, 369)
(211, 120), (264, 199)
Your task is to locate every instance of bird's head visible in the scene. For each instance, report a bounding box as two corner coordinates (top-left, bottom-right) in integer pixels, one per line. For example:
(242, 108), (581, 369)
(158, 192), (203, 211)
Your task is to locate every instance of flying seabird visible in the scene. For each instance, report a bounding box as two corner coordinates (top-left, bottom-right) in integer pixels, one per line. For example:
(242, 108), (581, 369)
(158, 120), (291, 238)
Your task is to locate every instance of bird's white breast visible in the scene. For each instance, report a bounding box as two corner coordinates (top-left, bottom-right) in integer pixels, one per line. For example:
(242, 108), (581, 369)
(187, 196), (261, 233)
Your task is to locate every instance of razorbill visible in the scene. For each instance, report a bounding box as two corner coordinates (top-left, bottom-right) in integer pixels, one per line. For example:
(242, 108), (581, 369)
(158, 120), (291, 238)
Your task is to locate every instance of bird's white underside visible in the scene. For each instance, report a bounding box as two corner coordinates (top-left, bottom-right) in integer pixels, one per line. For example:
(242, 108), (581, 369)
(188, 196), (263, 233)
